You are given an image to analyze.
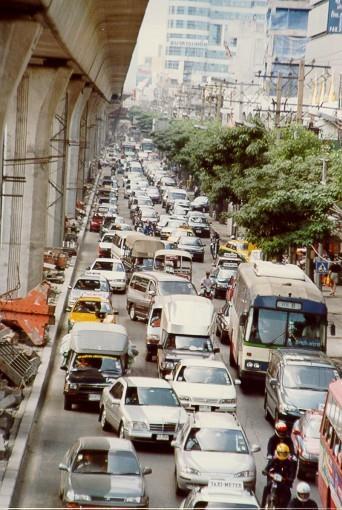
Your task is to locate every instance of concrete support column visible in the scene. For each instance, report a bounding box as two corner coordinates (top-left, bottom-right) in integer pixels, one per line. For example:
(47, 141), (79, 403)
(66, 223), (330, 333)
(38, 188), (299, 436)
(85, 94), (102, 176)
(20, 65), (72, 295)
(0, 22), (42, 289)
(64, 81), (92, 217)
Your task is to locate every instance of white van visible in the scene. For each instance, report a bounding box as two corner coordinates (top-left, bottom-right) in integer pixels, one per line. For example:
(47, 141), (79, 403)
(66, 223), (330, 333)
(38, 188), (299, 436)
(157, 295), (219, 378)
(111, 230), (131, 259)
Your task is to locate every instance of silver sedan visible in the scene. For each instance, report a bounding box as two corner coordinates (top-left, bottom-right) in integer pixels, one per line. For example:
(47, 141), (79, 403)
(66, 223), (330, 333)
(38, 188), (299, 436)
(172, 412), (260, 494)
(58, 436), (151, 508)
(99, 376), (188, 443)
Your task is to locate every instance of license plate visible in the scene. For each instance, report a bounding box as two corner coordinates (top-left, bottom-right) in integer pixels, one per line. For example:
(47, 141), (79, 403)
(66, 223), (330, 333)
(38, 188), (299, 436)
(88, 394), (100, 401)
(156, 434), (169, 441)
(208, 479), (244, 491)
(199, 405), (211, 412)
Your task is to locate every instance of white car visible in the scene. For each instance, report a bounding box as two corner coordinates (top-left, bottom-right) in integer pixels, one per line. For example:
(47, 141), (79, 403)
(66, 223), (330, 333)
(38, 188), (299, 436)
(98, 230), (116, 258)
(180, 481), (260, 509)
(167, 359), (239, 413)
(99, 376), (187, 442)
(67, 274), (111, 310)
(87, 258), (126, 292)
(172, 412), (260, 494)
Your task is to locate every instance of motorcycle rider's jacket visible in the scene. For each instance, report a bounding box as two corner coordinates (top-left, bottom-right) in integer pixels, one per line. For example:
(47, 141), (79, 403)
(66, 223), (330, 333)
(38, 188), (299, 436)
(265, 458), (296, 488)
(200, 277), (213, 288)
(287, 498), (318, 509)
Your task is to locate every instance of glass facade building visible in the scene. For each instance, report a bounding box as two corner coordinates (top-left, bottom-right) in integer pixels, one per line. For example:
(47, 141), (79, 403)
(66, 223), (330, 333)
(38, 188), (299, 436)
(165, 0), (267, 83)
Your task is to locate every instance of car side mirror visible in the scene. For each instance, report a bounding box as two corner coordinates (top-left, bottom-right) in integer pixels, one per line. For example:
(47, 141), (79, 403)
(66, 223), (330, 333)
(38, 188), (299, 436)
(330, 323), (336, 336)
(234, 379), (241, 385)
(86, 266), (90, 270)
(165, 374), (172, 381)
(251, 444), (261, 453)
(65, 306), (71, 312)
(292, 428), (301, 436)
(213, 347), (220, 353)
(68, 285), (72, 290)
(170, 440), (179, 448)
(148, 290), (156, 297)
(269, 377), (279, 388)
(58, 463), (69, 471)
(142, 466), (152, 475)
(60, 365), (67, 371)
(131, 346), (139, 357)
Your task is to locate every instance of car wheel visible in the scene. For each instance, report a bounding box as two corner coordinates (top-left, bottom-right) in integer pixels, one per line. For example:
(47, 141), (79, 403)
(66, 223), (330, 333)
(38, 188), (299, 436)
(264, 394), (271, 421)
(64, 396), (72, 411)
(100, 408), (111, 432)
(118, 422), (125, 439)
(129, 304), (137, 321)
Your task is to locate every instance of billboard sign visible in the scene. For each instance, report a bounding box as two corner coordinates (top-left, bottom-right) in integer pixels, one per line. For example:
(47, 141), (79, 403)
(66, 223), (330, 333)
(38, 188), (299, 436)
(327, 0), (342, 33)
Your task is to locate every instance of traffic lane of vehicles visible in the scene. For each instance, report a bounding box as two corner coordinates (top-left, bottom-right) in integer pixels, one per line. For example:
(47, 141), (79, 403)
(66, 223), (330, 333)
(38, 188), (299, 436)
(14, 177), (317, 508)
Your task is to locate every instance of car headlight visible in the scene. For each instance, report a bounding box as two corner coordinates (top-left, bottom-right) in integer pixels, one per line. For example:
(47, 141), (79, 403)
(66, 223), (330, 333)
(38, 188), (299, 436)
(235, 470), (254, 478)
(279, 402), (298, 413)
(75, 494), (91, 502)
(183, 466), (200, 476)
(130, 421), (149, 431)
(219, 399), (236, 404)
(68, 383), (78, 390)
(126, 496), (142, 503)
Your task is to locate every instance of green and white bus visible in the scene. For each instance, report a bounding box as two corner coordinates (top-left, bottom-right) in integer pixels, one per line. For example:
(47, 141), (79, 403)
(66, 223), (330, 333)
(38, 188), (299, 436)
(228, 261), (328, 384)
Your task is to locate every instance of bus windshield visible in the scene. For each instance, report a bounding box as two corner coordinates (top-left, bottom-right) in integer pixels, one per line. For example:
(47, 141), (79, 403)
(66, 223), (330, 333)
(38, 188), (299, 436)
(246, 307), (325, 349)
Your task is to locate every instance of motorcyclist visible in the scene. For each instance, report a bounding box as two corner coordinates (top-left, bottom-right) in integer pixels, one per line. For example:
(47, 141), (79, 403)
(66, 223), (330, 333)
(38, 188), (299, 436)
(288, 482), (318, 509)
(261, 443), (296, 509)
(200, 271), (214, 291)
(267, 421), (296, 461)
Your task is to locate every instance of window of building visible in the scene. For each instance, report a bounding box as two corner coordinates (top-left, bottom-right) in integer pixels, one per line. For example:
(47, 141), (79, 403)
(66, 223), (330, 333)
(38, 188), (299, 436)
(165, 60), (179, 70)
(209, 24), (222, 45)
(273, 35), (307, 60)
(271, 8), (308, 31)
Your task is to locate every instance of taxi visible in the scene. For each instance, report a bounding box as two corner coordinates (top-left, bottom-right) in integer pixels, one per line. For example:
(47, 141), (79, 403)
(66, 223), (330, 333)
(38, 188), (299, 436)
(68, 296), (117, 331)
(180, 480), (260, 508)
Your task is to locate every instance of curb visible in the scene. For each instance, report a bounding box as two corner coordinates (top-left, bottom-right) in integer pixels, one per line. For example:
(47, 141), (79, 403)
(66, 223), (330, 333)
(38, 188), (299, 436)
(0, 176), (99, 509)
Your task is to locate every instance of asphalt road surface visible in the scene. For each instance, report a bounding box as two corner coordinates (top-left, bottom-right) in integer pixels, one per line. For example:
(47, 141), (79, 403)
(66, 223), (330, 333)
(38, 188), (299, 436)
(13, 173), (318, 508)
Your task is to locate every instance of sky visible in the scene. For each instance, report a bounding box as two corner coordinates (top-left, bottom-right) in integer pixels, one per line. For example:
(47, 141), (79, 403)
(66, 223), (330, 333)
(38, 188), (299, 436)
(124, 0), (168, 91)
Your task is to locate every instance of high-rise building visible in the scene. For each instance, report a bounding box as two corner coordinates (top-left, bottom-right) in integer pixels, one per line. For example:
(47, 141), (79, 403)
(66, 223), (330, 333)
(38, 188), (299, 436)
(164, 0), (267, 85)
(265, 0), (310, 96)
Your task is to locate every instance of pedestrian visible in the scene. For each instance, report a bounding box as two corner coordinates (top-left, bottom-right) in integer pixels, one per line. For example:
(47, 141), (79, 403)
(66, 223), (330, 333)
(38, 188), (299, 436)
(328, 258), (341, 296)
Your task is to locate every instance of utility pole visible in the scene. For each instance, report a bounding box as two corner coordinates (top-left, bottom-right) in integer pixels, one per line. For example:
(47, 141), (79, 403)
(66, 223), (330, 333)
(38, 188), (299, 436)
(315, 158), (329, 289)
(296, 59), (305, 124)
(275, 73), (282, 128)
(238, 83), (244, 123)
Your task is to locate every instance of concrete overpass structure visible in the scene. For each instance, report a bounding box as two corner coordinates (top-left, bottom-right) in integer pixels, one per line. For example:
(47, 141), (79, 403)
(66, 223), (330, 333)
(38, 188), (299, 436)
(0, 0), (148, 295)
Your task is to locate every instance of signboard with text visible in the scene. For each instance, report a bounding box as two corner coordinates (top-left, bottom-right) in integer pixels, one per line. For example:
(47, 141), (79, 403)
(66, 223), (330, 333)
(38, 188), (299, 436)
(327, 0), (342, 33)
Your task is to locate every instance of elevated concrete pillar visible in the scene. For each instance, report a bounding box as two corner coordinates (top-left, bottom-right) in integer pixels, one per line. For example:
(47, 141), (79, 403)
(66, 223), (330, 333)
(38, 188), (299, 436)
(64, 81), (92, 218)
(85, 94), (102, 175)
(20, 65), (72, 294)
(0, 21), (42, 292)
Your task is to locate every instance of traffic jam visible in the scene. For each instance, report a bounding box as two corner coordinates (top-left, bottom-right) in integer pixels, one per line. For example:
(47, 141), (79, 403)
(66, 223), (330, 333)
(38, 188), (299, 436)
(57, 135), (341, 510)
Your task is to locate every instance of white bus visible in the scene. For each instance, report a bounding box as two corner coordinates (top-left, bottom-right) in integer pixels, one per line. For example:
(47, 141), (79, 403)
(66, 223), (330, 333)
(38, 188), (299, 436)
(228, 261), (328, 385)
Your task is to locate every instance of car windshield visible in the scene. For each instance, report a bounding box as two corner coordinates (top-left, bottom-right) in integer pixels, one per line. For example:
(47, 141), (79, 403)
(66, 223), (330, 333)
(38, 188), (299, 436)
(73, 300), (112, 314)
(185, 428), (248, 453)
(102, 235), (115, 243)
(74, 279), (108, 292)
(180, 237), (202, 246)
(167, 220), (184, 229)
(191, 216), (208, 224)
(246, 308), (325, 348)
(159, 281), (196, 296)
(73, 355), (122, 375)
(125, 386), (179, 406)
(92, 261), (124, 272)
(305, 416), (322, 438)
(171, 192), (186, 200)
(176, 366), (231, 385)
(282, 365), (338, 391)
(73, 449), (140, 475)
(194, 504), (257, 510)
(165, 335), (213, 352)
(217, 269), (236, 280)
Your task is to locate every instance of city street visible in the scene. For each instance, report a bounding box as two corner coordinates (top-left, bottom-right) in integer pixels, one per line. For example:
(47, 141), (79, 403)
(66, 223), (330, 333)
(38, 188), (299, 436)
(13, 179), (318, 508)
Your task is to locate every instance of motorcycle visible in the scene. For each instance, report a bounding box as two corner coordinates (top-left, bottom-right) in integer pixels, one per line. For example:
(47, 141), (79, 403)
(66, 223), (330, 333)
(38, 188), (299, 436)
(262, 471), (291, 510)
(200, 285), (215, 300)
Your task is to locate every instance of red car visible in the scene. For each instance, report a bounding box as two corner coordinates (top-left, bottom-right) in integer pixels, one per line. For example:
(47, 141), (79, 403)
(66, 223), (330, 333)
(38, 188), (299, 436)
(89, 213), (103, 232)
(291, 409), (322, 479)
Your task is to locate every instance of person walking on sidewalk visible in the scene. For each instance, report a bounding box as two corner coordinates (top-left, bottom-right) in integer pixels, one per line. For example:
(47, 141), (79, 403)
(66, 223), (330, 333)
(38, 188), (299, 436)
(328, 258), (341, 296)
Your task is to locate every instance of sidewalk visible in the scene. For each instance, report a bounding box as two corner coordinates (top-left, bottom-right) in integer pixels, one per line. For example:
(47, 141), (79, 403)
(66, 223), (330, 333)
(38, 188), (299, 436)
(210, 218), (342, 360)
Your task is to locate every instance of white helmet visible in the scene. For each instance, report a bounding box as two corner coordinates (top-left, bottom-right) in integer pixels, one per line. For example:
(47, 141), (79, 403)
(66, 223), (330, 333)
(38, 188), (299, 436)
(296, 482), (311, 502)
